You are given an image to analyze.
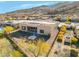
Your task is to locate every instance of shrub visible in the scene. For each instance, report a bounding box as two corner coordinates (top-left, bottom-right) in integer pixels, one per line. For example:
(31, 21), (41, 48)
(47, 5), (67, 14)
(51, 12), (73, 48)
(10, 50), (23, 57)
(71, 37), (78, 44)
(4, 26), (14, 33)
(70, 49), (78, 57)
(28, 39), (50, 56)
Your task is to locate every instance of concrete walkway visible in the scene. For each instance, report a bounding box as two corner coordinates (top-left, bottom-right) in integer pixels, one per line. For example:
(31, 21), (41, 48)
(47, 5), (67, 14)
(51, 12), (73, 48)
(46, 25), (59, 57)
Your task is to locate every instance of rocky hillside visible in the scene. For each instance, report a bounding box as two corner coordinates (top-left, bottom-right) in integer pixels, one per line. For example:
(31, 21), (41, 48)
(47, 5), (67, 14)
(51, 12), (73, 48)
(6, 1), (79, 15)
(7, 5), (54, 15)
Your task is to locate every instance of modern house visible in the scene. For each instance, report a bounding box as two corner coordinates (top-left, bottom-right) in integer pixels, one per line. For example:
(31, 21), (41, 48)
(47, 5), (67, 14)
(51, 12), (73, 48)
(4, 20), (56, 35)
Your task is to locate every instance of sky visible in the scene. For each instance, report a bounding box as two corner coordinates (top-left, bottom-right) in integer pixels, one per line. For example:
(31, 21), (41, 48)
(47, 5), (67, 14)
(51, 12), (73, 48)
(0, 1), (62, 14)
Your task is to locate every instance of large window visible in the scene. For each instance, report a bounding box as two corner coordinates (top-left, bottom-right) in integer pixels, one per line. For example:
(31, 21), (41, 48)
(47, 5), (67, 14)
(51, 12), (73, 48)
(27, 26), (37, 33)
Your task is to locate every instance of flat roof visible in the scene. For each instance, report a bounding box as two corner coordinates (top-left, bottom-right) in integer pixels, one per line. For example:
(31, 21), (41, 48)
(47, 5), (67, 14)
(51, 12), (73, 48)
(4, 20), (55, 25)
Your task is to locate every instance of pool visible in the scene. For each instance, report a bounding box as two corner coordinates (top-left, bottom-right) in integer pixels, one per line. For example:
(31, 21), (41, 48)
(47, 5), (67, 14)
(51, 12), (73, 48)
(10, 30), (50, 41)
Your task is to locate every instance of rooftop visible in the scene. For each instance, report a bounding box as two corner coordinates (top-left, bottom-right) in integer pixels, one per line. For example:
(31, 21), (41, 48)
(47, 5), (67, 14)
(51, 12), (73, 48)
(4, 20), (55, 25)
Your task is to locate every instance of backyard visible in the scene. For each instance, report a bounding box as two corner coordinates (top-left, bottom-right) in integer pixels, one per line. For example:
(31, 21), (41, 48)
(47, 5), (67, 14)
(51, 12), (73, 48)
(0, 37), (24, 57)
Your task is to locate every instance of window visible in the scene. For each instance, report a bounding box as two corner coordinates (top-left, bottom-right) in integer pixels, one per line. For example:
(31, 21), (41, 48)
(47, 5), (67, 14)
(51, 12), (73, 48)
(27, 26), (37, 33)
(22, 26), (26, 30)
(40, 30), (44, 33)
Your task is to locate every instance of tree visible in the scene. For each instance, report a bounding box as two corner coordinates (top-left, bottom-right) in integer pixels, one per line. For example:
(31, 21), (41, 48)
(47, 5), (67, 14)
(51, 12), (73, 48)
(60, 25), (67, 32)
(66, 16), (71, 24)
(36, 39), (50, 56)
(67, 16), (71, 22)
(4, 26), (14, 33)
(28, 39), (50, 56)
(56, 15), (61, 21)
(71, 37), (78, 44)
(57, 34), (63, 42)
(57, 25), (66, 42)
(0, 28), (4, 38)
(7, 17), (16, 21)
(10, 50), (23, 57)
(70, 49), (78, 57)
(59, 31), (65, 35)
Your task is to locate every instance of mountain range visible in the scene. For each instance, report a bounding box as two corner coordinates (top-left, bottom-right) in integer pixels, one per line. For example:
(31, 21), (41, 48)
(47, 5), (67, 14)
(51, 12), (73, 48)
(5, 1), (79, 15)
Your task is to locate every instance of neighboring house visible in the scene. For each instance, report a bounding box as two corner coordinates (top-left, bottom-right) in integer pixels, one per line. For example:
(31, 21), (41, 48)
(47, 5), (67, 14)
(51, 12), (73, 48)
(64, 34), (71, 44)
(75, 26), (79, 39)
(58, 23), (75, 29)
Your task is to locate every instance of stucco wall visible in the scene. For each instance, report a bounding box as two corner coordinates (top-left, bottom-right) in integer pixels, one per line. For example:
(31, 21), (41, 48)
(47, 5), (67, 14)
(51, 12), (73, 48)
(19, 22), (55, 35)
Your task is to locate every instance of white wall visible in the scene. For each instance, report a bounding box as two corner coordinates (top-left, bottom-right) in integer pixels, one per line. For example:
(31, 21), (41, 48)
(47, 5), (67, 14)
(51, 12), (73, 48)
(19, 22), (55, 35)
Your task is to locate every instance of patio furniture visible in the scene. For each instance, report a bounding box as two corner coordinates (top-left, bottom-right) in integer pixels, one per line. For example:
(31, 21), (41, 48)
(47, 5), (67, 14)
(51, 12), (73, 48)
(28, 35), (37, 40)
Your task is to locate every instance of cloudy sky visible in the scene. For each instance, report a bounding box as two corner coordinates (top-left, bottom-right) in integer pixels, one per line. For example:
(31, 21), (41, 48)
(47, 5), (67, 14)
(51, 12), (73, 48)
(0, 1), (62, 14)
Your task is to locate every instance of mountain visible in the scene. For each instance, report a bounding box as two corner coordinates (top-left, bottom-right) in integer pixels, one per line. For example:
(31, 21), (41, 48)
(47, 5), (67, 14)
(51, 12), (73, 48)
(7, 5), (54, 15)
(5, 1), (79, 15)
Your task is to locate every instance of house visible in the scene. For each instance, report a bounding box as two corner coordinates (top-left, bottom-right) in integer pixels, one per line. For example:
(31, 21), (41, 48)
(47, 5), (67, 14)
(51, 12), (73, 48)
(58, 23), (75, 29)
(4, 20), (56, 35)
(74, 26), (79, 38)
